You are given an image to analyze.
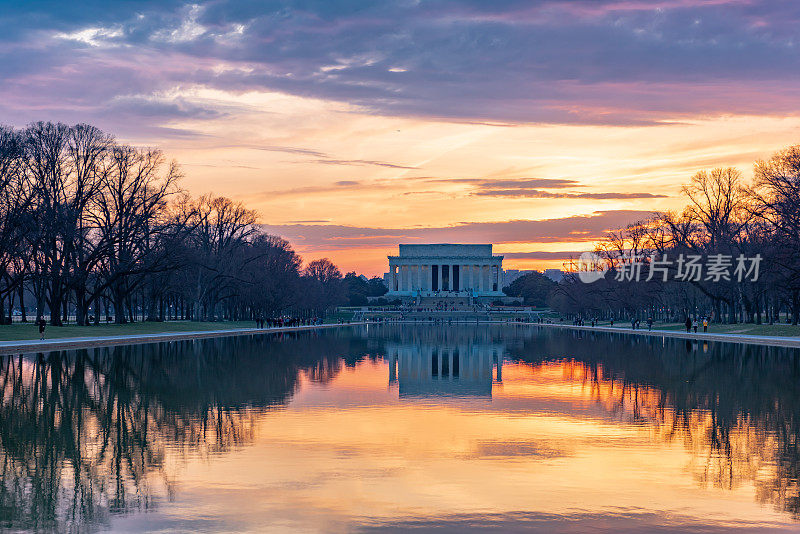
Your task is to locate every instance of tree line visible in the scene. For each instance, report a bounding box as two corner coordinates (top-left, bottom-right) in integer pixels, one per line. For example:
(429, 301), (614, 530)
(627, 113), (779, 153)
(547, 144), (800, 325)
(0, 121), (384, 326)
(0, 332), (375, 530)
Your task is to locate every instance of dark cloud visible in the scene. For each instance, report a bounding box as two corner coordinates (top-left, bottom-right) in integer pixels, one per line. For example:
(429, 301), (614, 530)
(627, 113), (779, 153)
(473, 189), (668, 199)
(313, 159), (417, 169)
(2, 1), (800, 127)
(106, 95), (227, 119)
(252, 145), (329, 158)
(443, 178), (580, 189)
(442, 177), (667, 199)
(261, 209), (655, 250)
(502, 251), (585, 260)
(243, 145), (414, 169)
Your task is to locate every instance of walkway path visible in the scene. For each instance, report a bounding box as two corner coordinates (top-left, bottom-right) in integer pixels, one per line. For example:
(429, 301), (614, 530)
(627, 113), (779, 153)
(5, 320), (797, 354)
(0, 323), (363, 355)
(535, 322), (800, 348)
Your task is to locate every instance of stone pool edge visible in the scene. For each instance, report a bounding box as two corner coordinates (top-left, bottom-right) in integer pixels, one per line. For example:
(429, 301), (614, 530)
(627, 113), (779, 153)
(0, 323), (365, 355)
(533, 322), (800, 348)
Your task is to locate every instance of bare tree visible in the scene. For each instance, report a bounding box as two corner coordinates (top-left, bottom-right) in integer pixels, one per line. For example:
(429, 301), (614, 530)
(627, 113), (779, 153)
(301, 258), (345, 315)
(750, 146), (800, 324)
(23, 122), (83, 325)
(92, 145), (184, 323)
(0, 127), (31, 323)
(64, 124), (114, 325)
(238, 233), (302, 318)
(183, 195), (258, 321)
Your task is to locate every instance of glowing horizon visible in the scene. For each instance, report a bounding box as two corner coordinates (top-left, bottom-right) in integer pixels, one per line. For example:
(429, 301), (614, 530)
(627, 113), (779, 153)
(3, 1), (799, 276)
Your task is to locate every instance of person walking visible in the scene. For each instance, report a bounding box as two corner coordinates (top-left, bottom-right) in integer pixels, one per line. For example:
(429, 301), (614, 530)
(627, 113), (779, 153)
(38, 319), (46, 340)
(684, 317), (692, 333)
(647, 317), (653, 331)
(703, 318), (708, 332)
(693, 319), (698, 333)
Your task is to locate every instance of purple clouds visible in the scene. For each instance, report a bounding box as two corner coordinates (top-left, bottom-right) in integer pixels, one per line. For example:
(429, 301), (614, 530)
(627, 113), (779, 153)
(261, 209), (656, 251)
(1, 1), (800, 130)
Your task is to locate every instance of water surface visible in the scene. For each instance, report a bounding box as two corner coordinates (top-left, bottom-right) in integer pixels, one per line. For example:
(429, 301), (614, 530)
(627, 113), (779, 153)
(2, 324), (800, 533)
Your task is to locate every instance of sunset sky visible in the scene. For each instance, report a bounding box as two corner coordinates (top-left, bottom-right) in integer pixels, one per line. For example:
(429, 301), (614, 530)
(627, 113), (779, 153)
(2, 1), (799, 275)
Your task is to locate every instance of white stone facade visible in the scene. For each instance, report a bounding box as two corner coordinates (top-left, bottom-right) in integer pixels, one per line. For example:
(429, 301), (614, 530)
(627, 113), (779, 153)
(385, 244), (504, 298)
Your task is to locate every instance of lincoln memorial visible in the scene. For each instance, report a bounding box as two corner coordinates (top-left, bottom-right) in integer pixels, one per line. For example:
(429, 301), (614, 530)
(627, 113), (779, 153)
(385, 244), (504, 300)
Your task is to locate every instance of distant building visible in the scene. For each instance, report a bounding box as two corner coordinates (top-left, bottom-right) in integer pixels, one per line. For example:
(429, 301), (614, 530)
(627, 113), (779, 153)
(502, 269), (534, 288)
(543, 269), (564, 283)
(385, 244), (504, 298)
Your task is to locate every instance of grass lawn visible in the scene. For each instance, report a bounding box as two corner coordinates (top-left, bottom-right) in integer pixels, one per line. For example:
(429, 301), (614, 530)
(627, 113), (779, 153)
(0, 320), (262, 342)
(325, 310), (355, 323)
(590, 321), (800, 337)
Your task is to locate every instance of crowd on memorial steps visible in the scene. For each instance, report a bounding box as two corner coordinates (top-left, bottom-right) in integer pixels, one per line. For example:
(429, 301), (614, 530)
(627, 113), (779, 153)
(2, 121), (800, 330)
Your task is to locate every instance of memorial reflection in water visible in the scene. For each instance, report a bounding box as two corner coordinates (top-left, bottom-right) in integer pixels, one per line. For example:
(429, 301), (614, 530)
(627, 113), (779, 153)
(386, 329), (502, 397)
(2, 325), (800, 533)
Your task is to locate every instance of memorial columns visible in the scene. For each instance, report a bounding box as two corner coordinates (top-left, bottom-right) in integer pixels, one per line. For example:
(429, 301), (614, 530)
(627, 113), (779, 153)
(398, 265), (403, 292)
(428, 264), (433, 292)
(469, 264), (475, 291)
(447, 264), (452, 291)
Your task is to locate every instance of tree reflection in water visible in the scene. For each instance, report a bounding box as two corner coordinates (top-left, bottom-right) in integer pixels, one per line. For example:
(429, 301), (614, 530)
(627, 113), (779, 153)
(3, 325), (800, 530)
(374, 323), (800, 520)
(506, 328), (800, 519)
(0, 329), (370, 532)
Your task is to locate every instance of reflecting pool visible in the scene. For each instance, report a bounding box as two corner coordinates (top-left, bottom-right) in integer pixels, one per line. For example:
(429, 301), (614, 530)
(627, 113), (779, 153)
(2, 324), (800, 532)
